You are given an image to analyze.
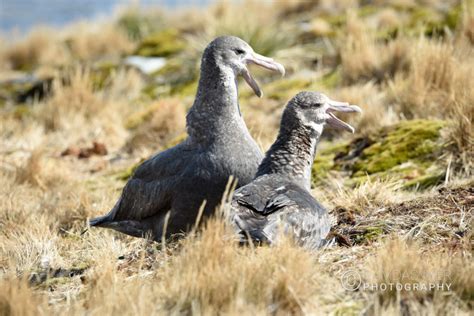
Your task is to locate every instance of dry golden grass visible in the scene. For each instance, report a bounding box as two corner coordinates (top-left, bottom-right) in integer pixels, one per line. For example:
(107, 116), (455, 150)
(331, 82), (396, 135)
(0, 27), (70, 70)
(125, 98), (186, 152)
(339, 13), (411, 85)
(64, 22), (134, 61)
(316, 177), (410, 214)
(0, 22), (134, 71)
(0, 1), (473, 315)
(387, 37), (474, 173)
(27, 67), (144, 150)
(0, 162), (472, 315)
(183, 0), (295, 58)
(363, 238), (472, 314)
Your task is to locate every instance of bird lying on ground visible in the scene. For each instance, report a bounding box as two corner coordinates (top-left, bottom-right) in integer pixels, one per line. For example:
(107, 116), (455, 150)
(90, 36), (285, 241)
(230, 91), (362, 249)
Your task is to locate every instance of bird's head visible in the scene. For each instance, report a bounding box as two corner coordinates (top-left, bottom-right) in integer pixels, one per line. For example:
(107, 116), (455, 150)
(285, 91), (362, 134)
(203, 36), (285, 97)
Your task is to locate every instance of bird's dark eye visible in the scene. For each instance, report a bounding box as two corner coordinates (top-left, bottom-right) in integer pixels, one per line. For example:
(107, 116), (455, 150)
(234, 48), (245, 55)
(313, 103), (322, 107)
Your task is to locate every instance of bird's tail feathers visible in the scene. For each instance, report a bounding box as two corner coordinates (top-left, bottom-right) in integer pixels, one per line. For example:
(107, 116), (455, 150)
(89, 214), (112, 227)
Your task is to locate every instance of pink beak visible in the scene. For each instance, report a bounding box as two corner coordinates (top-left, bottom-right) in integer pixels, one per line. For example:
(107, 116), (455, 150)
(242, 52), (285, 97)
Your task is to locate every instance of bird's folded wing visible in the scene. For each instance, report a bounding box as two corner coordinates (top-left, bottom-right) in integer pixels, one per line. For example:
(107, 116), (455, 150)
(112, 178), (172, 221)
(234, 184), (295, 216)
(283, 210), (332, 249)
(110, 144), (192, 221)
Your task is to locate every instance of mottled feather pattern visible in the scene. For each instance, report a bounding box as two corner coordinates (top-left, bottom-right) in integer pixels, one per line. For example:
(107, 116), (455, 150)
(231, 175), (331, 250)
(229, 92), (340, 249)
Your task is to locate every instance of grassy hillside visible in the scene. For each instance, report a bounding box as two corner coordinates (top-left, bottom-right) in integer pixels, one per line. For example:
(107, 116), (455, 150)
(0, 0), (472, 314)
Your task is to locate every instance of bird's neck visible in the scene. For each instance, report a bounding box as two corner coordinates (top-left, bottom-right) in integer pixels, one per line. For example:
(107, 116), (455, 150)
(186, 62), (245, 144)
(256, 125), (320, 190)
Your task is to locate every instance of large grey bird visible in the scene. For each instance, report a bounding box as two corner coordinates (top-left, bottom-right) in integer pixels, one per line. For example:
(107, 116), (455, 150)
(230, 91), (361, 249)
(90, 36), (285, 240)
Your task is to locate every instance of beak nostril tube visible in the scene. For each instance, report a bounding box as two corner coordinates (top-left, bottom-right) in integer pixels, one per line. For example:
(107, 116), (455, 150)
(246, 52), (286, 76)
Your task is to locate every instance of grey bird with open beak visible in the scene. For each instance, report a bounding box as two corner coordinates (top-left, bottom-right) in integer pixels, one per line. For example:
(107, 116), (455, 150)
(90, 36), (285, 241)
(230, 91), (362, 249)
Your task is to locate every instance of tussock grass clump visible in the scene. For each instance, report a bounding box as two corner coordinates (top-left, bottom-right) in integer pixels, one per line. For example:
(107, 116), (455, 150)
(116, 5), (167, 40)
(64, 22), (135, 61)
(339, 13), (411, 85)
(364, 238), (473, 313)
(39, 69), (103, 131)
(332, 82), (395, 135)
(323, 178), (405, 214)
(124, 98), (186, 152)
(444, 101), (474, 176)
(0, 280), (49, 315)
(14, 149), (70, 190)
(387, 37), (474, 174)
(191, 1), (295, 57)
(145, 216), (339, 314)
(30, 67), (142, 149)
(0, 27), (69, 71)
(389, 38), (474, 119)
(0, 22), (133, 71)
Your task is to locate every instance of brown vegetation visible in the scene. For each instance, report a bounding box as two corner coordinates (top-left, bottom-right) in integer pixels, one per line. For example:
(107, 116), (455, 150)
(0, 0), (472, 314)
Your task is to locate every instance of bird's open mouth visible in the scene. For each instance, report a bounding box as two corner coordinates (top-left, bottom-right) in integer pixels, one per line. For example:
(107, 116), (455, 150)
(326, 100), (362, 133)
(242, 52), (285, 97)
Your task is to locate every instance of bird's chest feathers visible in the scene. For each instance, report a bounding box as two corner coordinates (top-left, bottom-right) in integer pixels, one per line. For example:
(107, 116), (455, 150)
(200, 143), (261, 183)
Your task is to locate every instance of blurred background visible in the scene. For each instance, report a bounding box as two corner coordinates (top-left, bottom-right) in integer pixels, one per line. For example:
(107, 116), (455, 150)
(1, 0), (471, 187)
(0, 0), (209, 33)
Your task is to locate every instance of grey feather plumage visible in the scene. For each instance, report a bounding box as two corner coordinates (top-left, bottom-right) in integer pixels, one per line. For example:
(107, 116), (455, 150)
(232, 175), (331, 249)
(89, 36), (286, 240)
(230, 91), (361, 249)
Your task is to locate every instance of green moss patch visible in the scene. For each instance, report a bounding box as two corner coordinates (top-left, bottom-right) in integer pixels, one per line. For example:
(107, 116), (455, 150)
(352, 225), (386, 245)
(352, 120), (445, 175)
(312, 120), (447, 190)
(135, 29), (186, 57)
(312, 142), (349, 182)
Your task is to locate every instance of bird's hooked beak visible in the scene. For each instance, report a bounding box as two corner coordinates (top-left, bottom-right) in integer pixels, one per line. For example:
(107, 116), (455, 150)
(326, 99), (362, 133)
(242, 52), (285, 98)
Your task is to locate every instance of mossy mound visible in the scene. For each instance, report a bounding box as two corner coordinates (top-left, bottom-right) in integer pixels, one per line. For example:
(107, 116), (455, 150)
(352, 120), (445, 175)
(135, 29), (186, 57)
(312, 119), (447, 189)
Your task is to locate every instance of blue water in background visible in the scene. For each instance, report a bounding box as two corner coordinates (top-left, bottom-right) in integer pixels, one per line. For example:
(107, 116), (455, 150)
(0, 0), (209, 34)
